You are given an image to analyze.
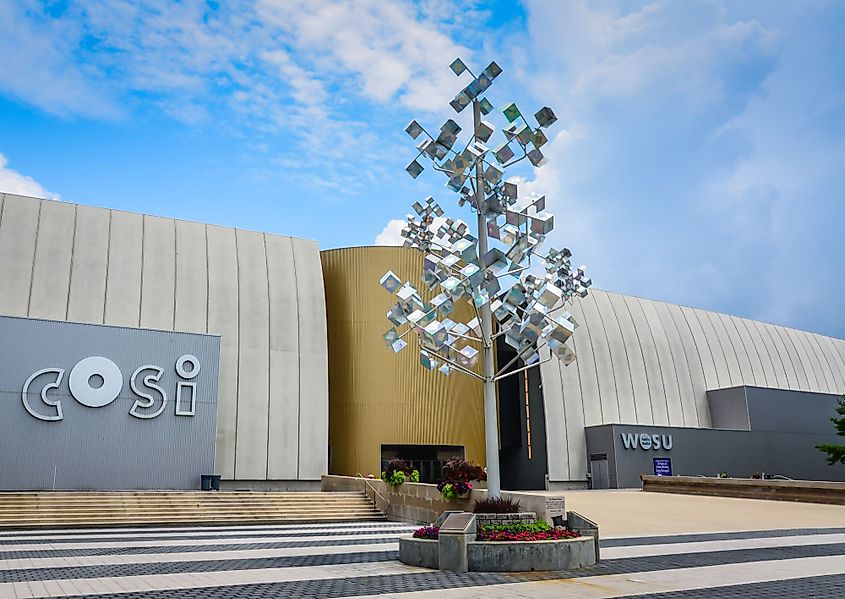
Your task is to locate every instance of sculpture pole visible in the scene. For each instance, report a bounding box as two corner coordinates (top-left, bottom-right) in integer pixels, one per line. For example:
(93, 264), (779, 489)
(473, 98), (502, 498)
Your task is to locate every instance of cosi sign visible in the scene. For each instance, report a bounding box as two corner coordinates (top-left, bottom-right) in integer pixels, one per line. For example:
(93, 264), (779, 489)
(21, 354), (202, 422)
(621, 432), (673, 451)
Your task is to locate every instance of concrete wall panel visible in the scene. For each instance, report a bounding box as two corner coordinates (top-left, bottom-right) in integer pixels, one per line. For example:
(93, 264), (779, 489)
(104, 210), (143, 327)
(233, 229), (271, 480)
(738, 318), (775, 387)
(581, 293), (620, 423)
(639, 298), (680, 425)
(607, 292), (651, 424)
(67, 205), (110, 324)
(0, 194), (40, 316)
(174, 220), (208, 334)
(594, 291), (636, 423)
(624, 295), (663, 425)
(140, 215), (176, 330)
(654, 301), (697, 426)
(292, 238), (329, 479)
(539, 347), (568, 481)
(266, 235), (300, 480)
(29, 200), (75, 320)
(667, 304), (708, 427)
(206, 225), (240, 479)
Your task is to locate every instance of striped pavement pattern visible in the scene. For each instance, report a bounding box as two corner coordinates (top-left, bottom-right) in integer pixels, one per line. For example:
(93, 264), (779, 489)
(0, 521), (844, 597)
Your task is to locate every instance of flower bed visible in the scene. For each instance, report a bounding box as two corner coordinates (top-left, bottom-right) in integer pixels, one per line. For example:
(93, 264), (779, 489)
(413, 519), (579, 542)
(478, 528), (580, 542)
(413, 526), (440, 540)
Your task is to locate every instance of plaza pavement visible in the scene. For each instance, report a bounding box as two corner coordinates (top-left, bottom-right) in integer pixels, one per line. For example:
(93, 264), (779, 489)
(0, 491), (844, 597)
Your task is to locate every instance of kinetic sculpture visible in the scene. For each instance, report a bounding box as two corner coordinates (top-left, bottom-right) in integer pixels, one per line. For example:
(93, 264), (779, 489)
(380, 58), (592, 497)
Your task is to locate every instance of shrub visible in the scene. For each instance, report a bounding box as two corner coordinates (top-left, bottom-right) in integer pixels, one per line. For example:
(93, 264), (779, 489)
(381, 459), (419, 487)
(441, 458), (487, 483)
(413, 526), (439, 540)
(473, 497), (522, 514)
(480, 520), (551, 534)
(437, 481), (472, 500)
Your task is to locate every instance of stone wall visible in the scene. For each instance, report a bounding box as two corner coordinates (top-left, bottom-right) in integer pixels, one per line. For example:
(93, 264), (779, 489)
(321, 475), (565, 524)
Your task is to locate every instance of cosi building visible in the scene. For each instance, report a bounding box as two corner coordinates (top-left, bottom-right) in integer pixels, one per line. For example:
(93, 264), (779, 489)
(2, 193), (845, 491)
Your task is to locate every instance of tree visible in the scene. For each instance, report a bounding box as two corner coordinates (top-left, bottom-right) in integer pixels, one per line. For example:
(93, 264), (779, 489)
(816, 395), (845, 465)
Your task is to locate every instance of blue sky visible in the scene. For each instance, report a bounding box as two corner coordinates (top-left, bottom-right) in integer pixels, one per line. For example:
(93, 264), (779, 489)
(1, 1), (843, 338)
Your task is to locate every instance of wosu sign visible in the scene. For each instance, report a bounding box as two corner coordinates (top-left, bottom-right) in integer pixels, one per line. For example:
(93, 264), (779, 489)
(621, 432), (674, 451)
(0, 315), (220, 490)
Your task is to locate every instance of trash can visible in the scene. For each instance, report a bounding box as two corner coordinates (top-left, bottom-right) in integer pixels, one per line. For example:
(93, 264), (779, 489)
(200, 474), (213, 491)
(210, 474), (221, 491)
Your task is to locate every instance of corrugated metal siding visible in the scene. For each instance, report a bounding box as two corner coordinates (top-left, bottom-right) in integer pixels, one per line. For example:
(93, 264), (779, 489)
(321, 246), (485, 477)
(0, 193), (328, 482)
(541, 289), (845, 482)
(0, 315), (219, 490)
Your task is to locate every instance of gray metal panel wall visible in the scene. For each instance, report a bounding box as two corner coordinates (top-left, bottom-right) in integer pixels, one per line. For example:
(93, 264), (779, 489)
(0, 193), (329, 482)
(0, 315), (220, 490)
(542, 289), (845, 483)
(587, 417), (845, 488)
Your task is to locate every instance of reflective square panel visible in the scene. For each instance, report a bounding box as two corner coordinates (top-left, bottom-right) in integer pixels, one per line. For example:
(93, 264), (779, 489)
(534, 106), (558, 128)
(380, 270), (402, 293)
(405, 120), (424, 139)
(450, 58), (467, 75)
(406, 159), (424, 179)
(479, 97), (494, 115)
(503, 103), (521, 123)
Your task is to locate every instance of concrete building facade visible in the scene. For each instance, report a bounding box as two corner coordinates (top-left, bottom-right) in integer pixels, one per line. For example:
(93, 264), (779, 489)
(1, 193), (844, 491)
(0, 193), (328, 487)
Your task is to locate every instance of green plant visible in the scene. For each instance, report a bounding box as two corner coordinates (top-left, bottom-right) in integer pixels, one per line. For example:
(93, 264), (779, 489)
(382, 459), (417, 487)
(817, 395), (845, 465)
(473, 497), (522, 514)
(480, 520), (552, 535)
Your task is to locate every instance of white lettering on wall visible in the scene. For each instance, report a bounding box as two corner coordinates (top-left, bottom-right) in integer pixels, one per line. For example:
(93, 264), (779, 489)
(621, 432), (672, 450)
(22, 355), (201, 422)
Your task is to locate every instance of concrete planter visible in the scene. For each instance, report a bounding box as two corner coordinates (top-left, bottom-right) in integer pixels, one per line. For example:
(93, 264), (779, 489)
(399, 535), (596, 572)
(468, 537), (595, 572)
(399, 537), (439, 570)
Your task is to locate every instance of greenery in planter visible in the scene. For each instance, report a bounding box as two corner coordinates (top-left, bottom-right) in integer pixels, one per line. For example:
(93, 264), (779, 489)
(437, 458), (485, 500)
(477, 519), (580, 542)
(473, 497), (522, 513)
(381, 458), (420, 487)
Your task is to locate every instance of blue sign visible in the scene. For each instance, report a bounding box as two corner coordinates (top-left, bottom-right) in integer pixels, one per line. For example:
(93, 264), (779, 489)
(653, 457), (672, 476)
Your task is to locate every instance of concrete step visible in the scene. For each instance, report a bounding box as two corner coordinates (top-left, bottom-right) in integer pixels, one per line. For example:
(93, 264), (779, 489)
(0, 491), (384, 529)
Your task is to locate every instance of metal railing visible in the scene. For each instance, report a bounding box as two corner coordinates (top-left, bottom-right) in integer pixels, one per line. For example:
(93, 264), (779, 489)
(356, 473), (390, 509)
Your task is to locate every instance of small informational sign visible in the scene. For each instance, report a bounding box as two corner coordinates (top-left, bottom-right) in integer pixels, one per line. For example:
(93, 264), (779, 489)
(441, 512), (474, 532)
(653, 457), (672, 476)
(545, 496), (566, 519)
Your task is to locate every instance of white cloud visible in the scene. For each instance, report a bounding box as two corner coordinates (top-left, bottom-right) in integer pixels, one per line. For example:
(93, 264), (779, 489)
(375, 218), (408, 246)
(0, 154), (58, 199)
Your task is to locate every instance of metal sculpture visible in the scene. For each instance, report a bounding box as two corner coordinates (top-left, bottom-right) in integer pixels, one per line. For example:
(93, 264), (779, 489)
(380, 58), (592, 497)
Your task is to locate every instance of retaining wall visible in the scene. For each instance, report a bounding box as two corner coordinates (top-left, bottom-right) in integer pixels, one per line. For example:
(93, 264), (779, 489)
(641, 475), (845, 505)
(321, 475), (564, 524)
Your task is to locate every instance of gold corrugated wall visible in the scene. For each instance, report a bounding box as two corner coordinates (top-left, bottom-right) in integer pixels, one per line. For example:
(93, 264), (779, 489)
(321, 246), (485, 477)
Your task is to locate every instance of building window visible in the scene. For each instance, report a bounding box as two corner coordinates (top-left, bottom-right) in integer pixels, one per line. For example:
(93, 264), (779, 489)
(380, 445), (464, 483)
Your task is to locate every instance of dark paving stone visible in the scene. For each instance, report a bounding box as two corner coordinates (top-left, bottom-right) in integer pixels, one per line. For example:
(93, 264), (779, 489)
(6, 543), (845, 594)
(601, 527), (845, 548)
(615, 573), (845, 598)
(0, 535), (406, 560)
(0, 527), (412, 545)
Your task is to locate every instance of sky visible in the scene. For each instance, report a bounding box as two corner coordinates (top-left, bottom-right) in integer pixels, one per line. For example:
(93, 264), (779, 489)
(0, 0), (843, 338)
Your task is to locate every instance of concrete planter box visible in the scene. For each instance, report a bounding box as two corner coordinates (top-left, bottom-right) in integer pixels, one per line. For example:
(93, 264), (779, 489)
(468, 537), (595, 572)
(399, 535), (595, 572)
(399, 536), (439, 570)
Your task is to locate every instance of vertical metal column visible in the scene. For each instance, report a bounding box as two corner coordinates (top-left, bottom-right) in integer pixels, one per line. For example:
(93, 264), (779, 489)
(473, 99), (501, 499)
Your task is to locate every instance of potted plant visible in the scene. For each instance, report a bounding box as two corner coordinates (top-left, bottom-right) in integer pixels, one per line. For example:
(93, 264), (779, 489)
(381, 458), (420, 487)
(437, 458), (486, 500)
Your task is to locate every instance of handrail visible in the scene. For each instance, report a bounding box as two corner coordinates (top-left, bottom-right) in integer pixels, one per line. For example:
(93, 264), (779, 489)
(355, 473), (390, 508)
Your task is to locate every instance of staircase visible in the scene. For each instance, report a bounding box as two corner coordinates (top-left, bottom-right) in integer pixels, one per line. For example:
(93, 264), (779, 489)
(0, 491), (385, 529)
